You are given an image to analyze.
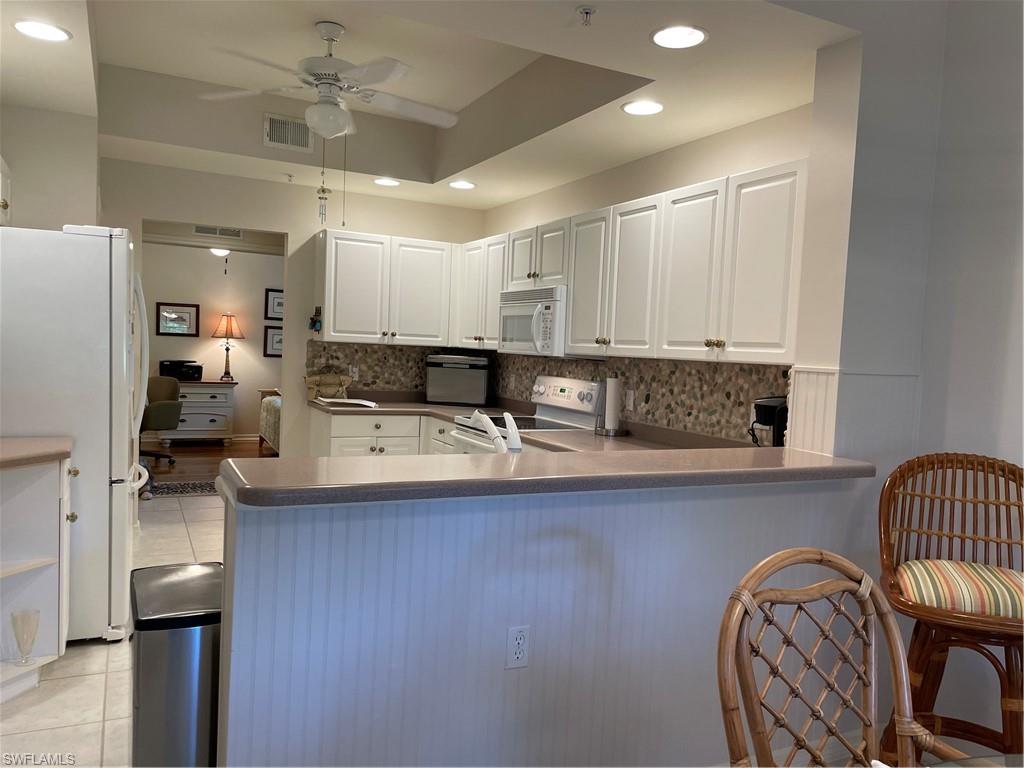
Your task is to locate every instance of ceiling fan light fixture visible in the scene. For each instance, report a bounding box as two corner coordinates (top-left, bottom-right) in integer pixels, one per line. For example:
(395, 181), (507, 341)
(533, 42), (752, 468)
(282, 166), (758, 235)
(622, 99), (664, 116)
(449, 180), (475, 190)
(374, 177), (401, 187)
(305, 98), (354, 139)
(651, 25), (707, 49)
(14, 20), (71, 41)
(210, 248), (231, 257)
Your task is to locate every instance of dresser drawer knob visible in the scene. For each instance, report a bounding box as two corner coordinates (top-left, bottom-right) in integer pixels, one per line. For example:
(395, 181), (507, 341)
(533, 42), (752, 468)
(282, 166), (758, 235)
(180, 395), (188, 399)
(209, 418), (218, 423)
(210, 394), (217, 399)
(179, 418), (187, 423)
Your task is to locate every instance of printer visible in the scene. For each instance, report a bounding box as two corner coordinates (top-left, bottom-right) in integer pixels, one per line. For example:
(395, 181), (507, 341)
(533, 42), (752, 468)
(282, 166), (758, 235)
(159, 360), (203, 382)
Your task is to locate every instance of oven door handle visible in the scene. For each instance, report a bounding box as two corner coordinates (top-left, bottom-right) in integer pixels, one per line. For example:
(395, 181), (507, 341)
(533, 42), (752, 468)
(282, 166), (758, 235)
(452, 430), (496, 454)
(530, 304), (544, 354)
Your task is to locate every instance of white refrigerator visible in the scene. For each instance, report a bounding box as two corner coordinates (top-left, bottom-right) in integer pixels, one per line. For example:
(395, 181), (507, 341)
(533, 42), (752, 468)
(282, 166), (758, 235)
(0, 225), (149, 641)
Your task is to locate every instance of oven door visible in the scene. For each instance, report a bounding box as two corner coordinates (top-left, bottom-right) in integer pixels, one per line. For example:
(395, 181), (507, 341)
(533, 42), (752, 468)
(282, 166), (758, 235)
(451, 428), (500, 454)
(498, 302), (543, 355)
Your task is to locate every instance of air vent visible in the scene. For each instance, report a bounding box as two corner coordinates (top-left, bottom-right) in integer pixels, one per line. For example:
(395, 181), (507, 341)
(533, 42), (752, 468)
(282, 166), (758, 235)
(264, 113), (313, 153)
(192, 225), (243, 239)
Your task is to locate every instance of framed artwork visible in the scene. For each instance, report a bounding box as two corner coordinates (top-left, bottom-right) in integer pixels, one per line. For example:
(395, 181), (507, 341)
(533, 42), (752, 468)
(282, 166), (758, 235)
(156, 302), (200, 337)
(263, 325), (283, 358)
(264, 288), (284, 321)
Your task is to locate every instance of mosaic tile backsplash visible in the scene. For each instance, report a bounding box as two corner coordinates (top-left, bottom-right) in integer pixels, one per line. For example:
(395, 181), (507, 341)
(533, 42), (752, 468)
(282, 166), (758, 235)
(495, 354), (789, 441)
(307, 341), (789, 441)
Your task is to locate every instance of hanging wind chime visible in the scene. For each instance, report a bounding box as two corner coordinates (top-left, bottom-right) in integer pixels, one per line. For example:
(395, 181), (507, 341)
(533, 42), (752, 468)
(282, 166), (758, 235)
(315, 135), (348, 226)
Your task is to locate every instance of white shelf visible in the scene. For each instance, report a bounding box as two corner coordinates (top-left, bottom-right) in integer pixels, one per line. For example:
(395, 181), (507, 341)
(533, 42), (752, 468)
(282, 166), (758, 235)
(0, 558), (58, 579)
(1, 654), (57, 684)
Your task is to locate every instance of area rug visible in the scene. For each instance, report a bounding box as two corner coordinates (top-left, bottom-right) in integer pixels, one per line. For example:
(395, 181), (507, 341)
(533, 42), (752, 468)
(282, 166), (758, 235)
(148, 480), (217, 497)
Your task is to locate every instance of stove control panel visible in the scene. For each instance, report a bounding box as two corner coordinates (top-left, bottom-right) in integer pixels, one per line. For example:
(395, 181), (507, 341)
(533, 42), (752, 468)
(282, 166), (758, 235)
(530, 375), (602, 415)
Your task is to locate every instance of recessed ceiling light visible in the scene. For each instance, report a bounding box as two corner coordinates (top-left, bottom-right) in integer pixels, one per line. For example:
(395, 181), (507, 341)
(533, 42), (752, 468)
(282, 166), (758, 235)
(14, 20), (72, 42)
(651, 25), (707, 49)
(621, 100), (664, 116)
(449, 180), (476, 190)
(374, 177), (401, 187)
(210, 248), (231, 257)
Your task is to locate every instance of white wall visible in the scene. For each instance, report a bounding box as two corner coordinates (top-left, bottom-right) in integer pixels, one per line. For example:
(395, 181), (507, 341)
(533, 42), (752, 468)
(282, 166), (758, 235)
(483, 104), (812, 235)
(919, 0), (1023, 464)
(99, 158), (486, 455)
(0, 105), (98, 229)
(141, 242), (283, 437)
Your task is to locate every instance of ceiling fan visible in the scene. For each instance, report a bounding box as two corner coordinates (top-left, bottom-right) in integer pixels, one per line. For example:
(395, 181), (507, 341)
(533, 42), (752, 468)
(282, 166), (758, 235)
(200, 21), (459, 138)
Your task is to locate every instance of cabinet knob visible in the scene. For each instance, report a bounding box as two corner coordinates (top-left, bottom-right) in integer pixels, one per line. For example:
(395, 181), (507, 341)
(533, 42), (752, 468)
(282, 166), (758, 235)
(179, 418), (187, 423)
(68, 467), (80, 478)
(209, 418), (217, 423)
(378, 446), (386, 454)
(209, 395), (217, 399)
(374, 423), (382, 430)
(390, 331), (397, 337)
(381, 330), (388, 337)
(180, 394), (188, 399)
(703, 339), (713, 348)
(595, 337), (601, 345)
(437, 428), (445, 435)
(715, 338), (726, 348)
(0, 199), (9, 211)
(370, 445), (377, 453)
(66, 510), (79, 523)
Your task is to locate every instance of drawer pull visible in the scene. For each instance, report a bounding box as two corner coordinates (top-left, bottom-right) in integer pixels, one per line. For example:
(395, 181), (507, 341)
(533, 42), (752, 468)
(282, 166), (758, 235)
(374, 423), (382, 430)
(210, 395), (218, 399)
(209, 418), (218, 423)
(179, 418), (187, 423)
(180, 395), (188, 399)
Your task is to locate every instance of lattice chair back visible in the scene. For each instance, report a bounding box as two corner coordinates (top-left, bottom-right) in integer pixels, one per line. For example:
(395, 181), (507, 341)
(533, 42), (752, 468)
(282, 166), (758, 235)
(718, 548), (968, 767)
(879, 453), (1023, 572)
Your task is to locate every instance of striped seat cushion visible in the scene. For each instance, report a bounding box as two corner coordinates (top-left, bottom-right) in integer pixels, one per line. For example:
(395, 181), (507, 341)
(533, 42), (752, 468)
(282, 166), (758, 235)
(895, 559), (1023, 619)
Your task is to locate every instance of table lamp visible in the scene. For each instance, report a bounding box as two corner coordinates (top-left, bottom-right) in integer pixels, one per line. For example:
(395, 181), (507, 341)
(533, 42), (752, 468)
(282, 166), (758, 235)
(212, 313), (244, 382)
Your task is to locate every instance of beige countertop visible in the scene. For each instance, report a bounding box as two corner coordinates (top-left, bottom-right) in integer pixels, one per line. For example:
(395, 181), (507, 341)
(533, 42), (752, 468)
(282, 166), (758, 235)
(0, 437), (73, 469)
(219, 448), (875, 507)
(308, 400), (743, 452)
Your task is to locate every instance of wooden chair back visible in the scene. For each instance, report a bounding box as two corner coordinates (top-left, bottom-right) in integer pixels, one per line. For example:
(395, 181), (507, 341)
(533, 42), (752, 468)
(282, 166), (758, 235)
(718, 547), (967, 767)
(879, 453), (1023, 574)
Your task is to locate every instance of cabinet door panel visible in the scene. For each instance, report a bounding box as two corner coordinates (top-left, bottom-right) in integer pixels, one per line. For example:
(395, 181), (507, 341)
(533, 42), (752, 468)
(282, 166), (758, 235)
(389, 238), (451, 346)
(376, 436), (420, 456)
(607, 195), (662, 358)
(481, 235), (507, 349)
(329, 436), (376, 457)
(323, 231), (390, 343)
(450, 241), (484, 348)
(505, 228), (535, 291)
(657, 179), (726, 360)
(565, 209), (611, 356)
(536, 218), (569, 286)
(720, 160), (805, 363)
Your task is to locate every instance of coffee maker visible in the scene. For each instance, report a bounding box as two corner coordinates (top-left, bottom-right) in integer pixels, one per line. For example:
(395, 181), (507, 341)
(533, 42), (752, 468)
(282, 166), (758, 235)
(748, 396), (788, 447)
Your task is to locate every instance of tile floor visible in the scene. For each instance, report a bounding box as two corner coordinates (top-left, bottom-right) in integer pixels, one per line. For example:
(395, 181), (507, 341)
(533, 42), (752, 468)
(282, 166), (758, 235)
(1, 495), (224, 766)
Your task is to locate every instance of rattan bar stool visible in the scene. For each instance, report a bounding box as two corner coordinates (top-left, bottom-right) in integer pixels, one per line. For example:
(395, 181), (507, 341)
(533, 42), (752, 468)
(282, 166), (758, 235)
(878, 453), (1024, 762)
(718, 547), (967, 767)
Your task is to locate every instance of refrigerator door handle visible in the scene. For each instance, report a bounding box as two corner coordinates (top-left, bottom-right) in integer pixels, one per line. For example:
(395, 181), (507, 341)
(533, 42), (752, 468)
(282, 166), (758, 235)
(132, 274), (149, 436)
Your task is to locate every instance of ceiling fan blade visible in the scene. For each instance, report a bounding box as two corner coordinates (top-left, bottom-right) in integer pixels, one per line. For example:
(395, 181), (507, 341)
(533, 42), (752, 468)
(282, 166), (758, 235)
(356, 90), (458, 129)
(338, 57), (410, 87)
(264, 85), (312, 96)
(217, 48), (306, 78)
(199, 88), (264, 101)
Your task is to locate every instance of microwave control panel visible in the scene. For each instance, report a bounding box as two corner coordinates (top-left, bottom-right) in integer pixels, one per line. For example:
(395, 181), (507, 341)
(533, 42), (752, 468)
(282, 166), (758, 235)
(536, 304), (555, 352)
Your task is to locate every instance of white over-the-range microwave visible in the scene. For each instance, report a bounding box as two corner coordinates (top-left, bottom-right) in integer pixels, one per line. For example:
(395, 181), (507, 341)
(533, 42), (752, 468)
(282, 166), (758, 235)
(497, 285), (566, 357)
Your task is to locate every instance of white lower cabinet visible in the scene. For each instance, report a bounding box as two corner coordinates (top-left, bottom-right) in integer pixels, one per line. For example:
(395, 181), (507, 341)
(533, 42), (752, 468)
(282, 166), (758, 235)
(310, 410), (422, 457)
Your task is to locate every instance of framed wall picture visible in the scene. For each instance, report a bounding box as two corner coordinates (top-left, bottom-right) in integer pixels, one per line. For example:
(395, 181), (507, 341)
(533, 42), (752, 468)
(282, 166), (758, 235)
(263, 325), (283, 358)
(264, 288), (284, 321)
(156, 302), (200, 337)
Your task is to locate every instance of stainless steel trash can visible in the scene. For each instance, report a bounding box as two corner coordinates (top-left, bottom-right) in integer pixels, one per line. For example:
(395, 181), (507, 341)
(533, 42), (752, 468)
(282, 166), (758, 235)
(131, 562), (223, 767)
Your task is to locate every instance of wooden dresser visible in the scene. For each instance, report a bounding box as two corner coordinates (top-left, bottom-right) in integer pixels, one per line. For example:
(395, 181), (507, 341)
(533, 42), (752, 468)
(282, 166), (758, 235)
(160, 381), (238, 446)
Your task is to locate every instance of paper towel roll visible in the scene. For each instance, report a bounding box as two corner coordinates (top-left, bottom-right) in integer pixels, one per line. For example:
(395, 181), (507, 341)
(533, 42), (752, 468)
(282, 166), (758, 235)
(604, 374), (621, 432)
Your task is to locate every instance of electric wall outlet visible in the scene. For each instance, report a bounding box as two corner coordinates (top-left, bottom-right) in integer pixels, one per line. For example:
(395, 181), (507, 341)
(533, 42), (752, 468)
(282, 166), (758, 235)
(506, 625), (529, 669)
(625, 389), (635, 411)
(348, 365), (359, 381)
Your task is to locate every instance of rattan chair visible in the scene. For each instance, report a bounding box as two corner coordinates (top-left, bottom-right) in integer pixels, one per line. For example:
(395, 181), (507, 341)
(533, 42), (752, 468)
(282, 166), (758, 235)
(878, 453), (1024, 760)
(718, 547), (969, 767)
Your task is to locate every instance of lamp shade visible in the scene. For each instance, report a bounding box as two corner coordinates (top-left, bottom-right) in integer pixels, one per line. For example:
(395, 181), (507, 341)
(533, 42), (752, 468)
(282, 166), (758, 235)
(212, 313), (244, 340)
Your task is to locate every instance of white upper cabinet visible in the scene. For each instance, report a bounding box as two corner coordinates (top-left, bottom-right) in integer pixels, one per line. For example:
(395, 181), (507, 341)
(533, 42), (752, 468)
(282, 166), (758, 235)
(319, 231), (390, 344)
(449, 234), (505, 349)
(504, 219), (570, 291)
(505, 228), (536, 291)
(656, 178), (727, 360)
(718, 160), (806, 363)
(388, 237), (451, 346)
(565, 208), (612, 356)
(480, 235), (507, 349)
(606, 195), (663, 358)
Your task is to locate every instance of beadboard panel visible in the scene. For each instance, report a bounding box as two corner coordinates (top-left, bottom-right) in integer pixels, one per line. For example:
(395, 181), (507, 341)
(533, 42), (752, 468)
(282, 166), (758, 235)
(222, 481), (874, 766)
(787, 367), (840, 454)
